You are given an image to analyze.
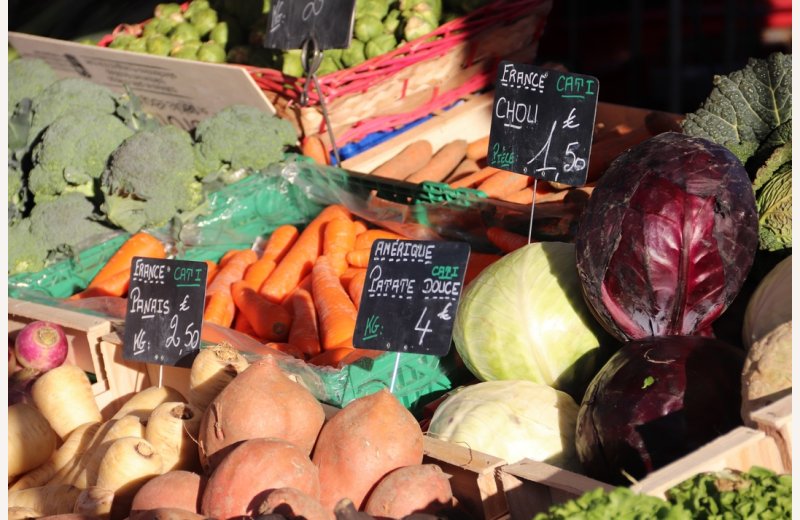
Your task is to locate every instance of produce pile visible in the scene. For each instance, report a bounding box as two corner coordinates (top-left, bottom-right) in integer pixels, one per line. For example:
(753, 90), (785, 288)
(7, 57), (297, 276)
(8, 343), (467, 519)
(103, 0), (492, 74)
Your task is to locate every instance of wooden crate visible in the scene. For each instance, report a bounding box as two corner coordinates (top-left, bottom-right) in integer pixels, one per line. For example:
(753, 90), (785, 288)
(749, 394), (792, 472)
(497, 425), (788, 519)
(8, 298), (117, 416)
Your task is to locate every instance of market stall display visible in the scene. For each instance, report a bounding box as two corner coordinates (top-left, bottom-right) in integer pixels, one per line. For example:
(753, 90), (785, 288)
(6, 3), (792, 516)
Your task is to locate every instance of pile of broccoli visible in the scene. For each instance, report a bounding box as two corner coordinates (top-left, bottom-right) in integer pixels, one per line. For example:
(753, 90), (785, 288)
(8, 57), (298, 275)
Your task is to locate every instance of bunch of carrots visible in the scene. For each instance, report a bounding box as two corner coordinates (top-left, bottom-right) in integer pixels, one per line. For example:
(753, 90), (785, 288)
(365, 135), (599, 205)
(69, 206), (532, 368)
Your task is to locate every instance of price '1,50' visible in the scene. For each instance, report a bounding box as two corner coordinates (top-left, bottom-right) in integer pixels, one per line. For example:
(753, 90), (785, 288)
(524, 120), (586, 181)
(165, 314), (201, 355)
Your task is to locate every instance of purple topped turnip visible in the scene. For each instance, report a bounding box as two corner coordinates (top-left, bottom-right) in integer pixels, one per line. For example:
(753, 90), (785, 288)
(575, 335), (745, 484)
(575, 132), (759, 341)
(14, 321), (68, 372)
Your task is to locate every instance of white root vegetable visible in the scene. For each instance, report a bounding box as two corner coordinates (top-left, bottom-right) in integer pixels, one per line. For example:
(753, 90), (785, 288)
(32, 364), (102, 439)
(74, 486), (114, 520)
(8, 484), (83, 516)
(74, 415), (146, 489)
(112, 386), (186, 421)
(188, 343), (249, 412)
(9, 403), (58, 479)
(96, 437), (164, 520)
(8, 506), (44, 519)
(145, 402), (202, 472)
(11, 421), (100, 491)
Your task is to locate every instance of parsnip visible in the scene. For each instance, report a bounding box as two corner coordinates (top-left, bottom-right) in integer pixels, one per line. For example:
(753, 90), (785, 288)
(8, 484), (83, 516)
(145, 402), (202, 472)
(96, 437), (164, 520)
(32, 364), (102, 439)
(9, 403), (58, 479)
(112, 386), (186, 421)
(75, 415), (146, 489)
(11, 421), (100, 491)
(8, 506), (44, 519)
(188, 343), (249, 412)
(48, 420), (119, 487)
(74, 486), (114, 520)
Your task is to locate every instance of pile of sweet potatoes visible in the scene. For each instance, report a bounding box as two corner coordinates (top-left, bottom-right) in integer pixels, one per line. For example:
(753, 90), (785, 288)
(8, 342), (462, 520)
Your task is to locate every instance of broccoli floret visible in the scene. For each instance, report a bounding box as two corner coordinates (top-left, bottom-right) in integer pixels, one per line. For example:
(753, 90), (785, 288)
(8, 164), (29, 225)
(8, 57), (58, 114)
(9, 219), (49, 275)
(101, 125), (204, 233)
(29, 192), (113, 252)
(193, 104), (297, 177)
(28, 78), (120, 146)
(27, 109), (135, 202)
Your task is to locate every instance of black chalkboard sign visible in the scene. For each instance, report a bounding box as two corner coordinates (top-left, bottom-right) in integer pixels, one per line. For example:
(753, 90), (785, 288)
(353, 240), (470, 357)
(264, 0), (356, 50)
(488, 61), (599, 187)
(123, 257), (208, 367)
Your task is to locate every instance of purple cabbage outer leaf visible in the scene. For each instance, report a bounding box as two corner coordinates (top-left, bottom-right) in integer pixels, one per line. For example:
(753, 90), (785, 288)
(575, 132), (759, 341)
(575, 335), (745, 485)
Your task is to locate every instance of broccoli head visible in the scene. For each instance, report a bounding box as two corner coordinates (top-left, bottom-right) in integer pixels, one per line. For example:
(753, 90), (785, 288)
(101, 125), (204, 233)
(28, 78), (120, 146)
(8, 57), (58, 114)
(28, 192), (113, 253)
(8, 164), (29, 225)
(9, 219), (49, 275)
(27, 109), (135, 202)
(193, 104), (297, 176)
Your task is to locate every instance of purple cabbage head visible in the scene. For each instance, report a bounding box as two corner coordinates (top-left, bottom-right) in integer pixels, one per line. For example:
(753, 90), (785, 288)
(576, 132), (759, 341)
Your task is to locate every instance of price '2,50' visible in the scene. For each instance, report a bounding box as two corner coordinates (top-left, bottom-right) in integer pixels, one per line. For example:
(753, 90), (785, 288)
(165, 314), (201, 355)
(525, 120), (586, 181)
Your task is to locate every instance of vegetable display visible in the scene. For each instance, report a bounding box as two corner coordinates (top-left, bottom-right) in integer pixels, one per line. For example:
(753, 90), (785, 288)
(575, 132), (759, 341)
(575, 335), (745, 484)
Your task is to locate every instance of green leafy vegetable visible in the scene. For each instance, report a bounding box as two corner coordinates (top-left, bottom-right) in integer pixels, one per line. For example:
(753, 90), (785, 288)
(533, 487), (690, 520)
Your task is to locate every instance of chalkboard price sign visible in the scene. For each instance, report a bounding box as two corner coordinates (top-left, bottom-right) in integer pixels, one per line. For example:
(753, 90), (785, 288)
(264, 0), (357, 50)
(353, 240), (470, 357)
(123, 257), (208, 368)
(488, 61), (599, 187)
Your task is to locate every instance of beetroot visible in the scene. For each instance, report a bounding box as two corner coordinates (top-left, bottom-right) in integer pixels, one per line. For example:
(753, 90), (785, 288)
(575, 132), (759, 341)
(575, 335), (745, 484)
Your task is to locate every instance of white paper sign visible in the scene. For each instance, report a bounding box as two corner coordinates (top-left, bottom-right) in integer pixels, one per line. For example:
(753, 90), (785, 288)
(9, 32), (276, 131)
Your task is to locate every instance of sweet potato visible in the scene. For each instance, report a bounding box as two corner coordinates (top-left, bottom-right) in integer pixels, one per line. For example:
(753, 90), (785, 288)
(131, 471), (204, 515)
(128, 508), (211, 520)
(198, 357), (325, 471)
(363, 464), (454, 518)
(257, 487), (333, 520)
(312, 389), (424, 511)
(200, 438), (320, 520)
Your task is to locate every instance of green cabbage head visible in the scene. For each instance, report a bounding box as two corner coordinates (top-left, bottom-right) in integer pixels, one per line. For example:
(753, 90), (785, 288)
(453, 242), (610, 398)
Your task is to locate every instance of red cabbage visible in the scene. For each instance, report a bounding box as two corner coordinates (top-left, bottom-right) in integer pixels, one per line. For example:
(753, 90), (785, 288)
(575, 335), (745, 484)
(575, 132), (759, 341)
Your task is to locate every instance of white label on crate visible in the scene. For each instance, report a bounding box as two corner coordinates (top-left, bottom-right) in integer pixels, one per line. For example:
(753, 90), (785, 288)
(9, 32), (275, 131)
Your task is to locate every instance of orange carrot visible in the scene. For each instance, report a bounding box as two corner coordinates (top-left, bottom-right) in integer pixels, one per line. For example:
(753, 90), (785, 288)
(448, 166), (500, 189)
(203, 291), (236, 328)
(301, 135), (329, 166)
(346, 248), (372, 268)
(486, 226), (530, 254)
(370, 140), (434, 180)
(205, 260), (219, 287)
(340, 267), (365, 290)
(466, 136), (490, 161)
(477, 170), (532, 198)
(259, 205), (351, 303)
(352, 220), (368, 236)
(404, 140), (468, 184)
(233, 312), (260, 339)
(242, 257), (277, 291)
(444, 158), (480, 183)
(218, 249), (246, 268)
(69, 269), (132, 300)
(262, 225), (300, 263)
(354, 229), (405, 251)
(323, 218), (356, 276)
(464, 252), (502, 286)
(207, 249), (257, 297)
(287, 288), (321, 358)
(502, 187), (535, 204)
(308, 347), (356, 368)
(231, 280), (292, 342)
(312, 256), (357, 350)
(347, 269), (367, 309)
(264, 342), (306, 360)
